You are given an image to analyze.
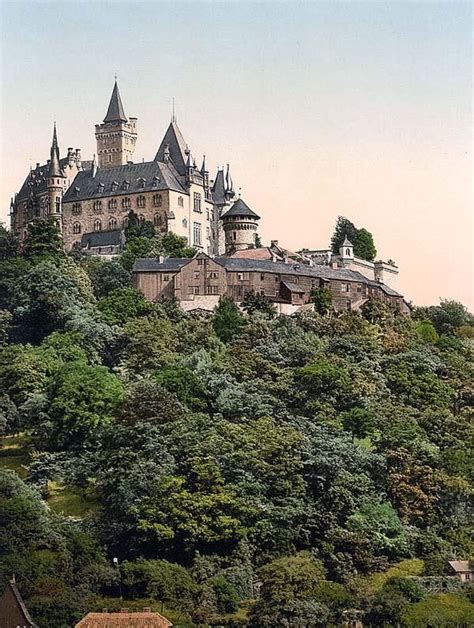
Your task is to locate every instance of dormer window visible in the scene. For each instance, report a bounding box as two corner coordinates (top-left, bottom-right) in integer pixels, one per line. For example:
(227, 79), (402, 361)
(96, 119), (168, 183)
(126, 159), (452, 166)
(111, 181), (119, 192)
(152, 176), (160, 187)
(122, 180), (130, 191)
(138, 177), (146, 189)
(98, 183), (105, 193)
(74, 186), (80, 196)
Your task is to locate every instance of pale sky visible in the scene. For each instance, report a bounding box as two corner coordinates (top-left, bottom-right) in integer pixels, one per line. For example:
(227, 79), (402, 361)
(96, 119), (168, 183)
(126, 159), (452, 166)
(0, 1), (472, 308)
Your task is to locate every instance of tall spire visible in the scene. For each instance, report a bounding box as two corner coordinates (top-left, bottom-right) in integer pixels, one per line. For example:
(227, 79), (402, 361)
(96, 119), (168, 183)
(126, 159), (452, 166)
(104, 79), (127, 123)
(48, 122), (62, 177)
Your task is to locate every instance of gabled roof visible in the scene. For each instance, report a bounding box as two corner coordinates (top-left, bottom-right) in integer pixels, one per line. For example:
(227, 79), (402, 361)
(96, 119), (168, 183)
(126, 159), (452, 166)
(75, 611), (172, 627)
(63, 160), (187, 202)
(221, 198), (260, 219)
(104, 80), (128, 123)
(281, 280), (305, 293)
(211, 169), (226, 205)
(448, 560), (473, 573)
(0, 580), (38, 627)
(81, 229), (124, 248)
(154, 121), (189, 175)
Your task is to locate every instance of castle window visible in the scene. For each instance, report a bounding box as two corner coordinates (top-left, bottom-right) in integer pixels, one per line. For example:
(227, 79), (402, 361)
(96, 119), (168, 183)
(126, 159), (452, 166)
(341, 283), (350, 292)
(197, 258), (205, 266)
(123, 217), (129, 228)
(122, 197), (131, 209)
(357, 284), (362, 293)
(346, 248), (351, 256)
(261, 274), (265, 281)
(109, 217), (117, 230)
(72, 202), (82, 215)
(208, 271), (219, 279)
(93, 200), (102, 212)
(164, 275), (169, 282)
(178, 196), (184, 207)
(138, 214), (145, 225)
(108, 155), (112, 163)
(111, 181), (119, 192)
(153, 194), (162, 207)
(137, 195), (146, 208)
(193, 192), (202, 212)
(154, 214), (162, 227)
(72, 222), (81, 234)
(152, 176), (160, 187)
(137, 178), (146, 189)
(108, 199), (117, 211)
(193, 270), (200, 279)
(193, 222), (202, 246)
(192, 286), (200, 295)
(55, 197), (61, 213)
(206, 209), (210, 220)
(122, 180), (130, 190)
(94, 220), (102, 232)
(182, 218), (188, 229)
(98, 183), (105, 193)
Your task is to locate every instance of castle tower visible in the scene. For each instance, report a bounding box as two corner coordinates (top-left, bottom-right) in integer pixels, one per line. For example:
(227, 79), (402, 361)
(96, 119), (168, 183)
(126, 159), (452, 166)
(211, 164), (236, 255)
(46, 123), (65, 226)
(221, 197), (260, 254)
(95, 80), (137, 169)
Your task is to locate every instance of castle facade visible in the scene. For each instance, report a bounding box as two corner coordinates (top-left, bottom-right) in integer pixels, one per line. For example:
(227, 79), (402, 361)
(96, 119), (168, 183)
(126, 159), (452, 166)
(10, 81), (236, 255)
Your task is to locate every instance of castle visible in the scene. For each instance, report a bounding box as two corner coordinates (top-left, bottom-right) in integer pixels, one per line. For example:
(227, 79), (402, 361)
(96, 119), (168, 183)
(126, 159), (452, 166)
(10, 80), (407, 314)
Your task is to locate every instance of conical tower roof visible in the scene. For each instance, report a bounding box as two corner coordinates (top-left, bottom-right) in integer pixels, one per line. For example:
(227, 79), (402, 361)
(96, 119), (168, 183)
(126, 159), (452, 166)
(221, 197), (260, 220)
(154, 120), (188, 174)
(104, 80), (127, 123)
(48, 123), (62, 177)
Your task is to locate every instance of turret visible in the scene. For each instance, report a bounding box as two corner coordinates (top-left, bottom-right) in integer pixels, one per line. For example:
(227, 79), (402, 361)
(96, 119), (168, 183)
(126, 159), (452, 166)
(95, 79), (137, 168)
(339, 235), (354, 260)
(221, 197), (260, 254)
(225, 164), (235, 201)
(46, 123), (65, 222)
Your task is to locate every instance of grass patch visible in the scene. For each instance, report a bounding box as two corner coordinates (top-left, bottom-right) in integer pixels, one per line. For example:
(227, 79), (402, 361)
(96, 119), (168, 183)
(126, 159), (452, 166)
(354, 558), (424, 597)
(0, 433), (30, 478)
(47, 481), (100, 518)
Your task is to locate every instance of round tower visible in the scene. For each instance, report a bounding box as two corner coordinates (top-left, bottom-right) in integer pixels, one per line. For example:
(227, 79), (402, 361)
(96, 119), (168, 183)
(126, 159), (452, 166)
(221, 197), (260, 254)
(46, 123), (65, 227)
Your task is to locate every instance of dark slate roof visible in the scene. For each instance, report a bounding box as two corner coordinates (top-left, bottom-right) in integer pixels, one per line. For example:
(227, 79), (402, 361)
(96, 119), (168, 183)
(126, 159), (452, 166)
(81, 229), (123, 248)
(133, 257), (190, 272)
(63, 160), (187, 202)
(16, 158), (68, 202)
(211, 169), (226, 205)
(0, 580), (39, 627)
(133, 255), (403, 297)
(104, 81), (127, 123)
(221, 198), (260, 219)
(154, 121), (189, 175)
(281, 280), (305, 293)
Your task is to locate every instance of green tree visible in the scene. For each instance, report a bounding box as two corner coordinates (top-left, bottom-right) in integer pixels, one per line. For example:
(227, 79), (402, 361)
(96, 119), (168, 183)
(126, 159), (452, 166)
(212, 296), (246, 343)
(341, 407), (376, 440)
(242, 290), (276, 318)
(98, 287), (153, 325)
(209, 575), (240, 613)
(22, 217), (64, 259)
(120, 236), (156, 272)
(85, 258), (131, 298)
(310, 286), (333, 315)
(0, 223), (19, 260)
(331, 217), (358, 254)
(416, 320), (439, 343)
(45, 361), (124, 450)
(160, 232), (196, 258)
(354, 227), (377, 261)
(402, 593), (474, 627)
(118, 379), (184, 426)
(125, 210), (155, 240)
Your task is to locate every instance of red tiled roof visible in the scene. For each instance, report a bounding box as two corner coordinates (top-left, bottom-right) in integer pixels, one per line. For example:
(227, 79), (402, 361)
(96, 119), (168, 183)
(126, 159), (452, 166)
(75, 611), (172, 627)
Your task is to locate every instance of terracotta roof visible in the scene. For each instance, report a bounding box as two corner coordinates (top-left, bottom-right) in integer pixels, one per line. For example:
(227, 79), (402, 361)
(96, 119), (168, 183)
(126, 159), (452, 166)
(448, 560), (473, 573)
(75, 611), (172, 627)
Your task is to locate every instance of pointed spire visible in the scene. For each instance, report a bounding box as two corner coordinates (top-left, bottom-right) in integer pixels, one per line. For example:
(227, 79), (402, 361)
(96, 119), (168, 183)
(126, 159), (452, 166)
(200, 155), (207, 174)
(48, 122), (62, 177)
(91, 153), (98, 178)
(342, 234), (353, 246)
(104, 79), (127, 123)
(225, 163), (234, 193)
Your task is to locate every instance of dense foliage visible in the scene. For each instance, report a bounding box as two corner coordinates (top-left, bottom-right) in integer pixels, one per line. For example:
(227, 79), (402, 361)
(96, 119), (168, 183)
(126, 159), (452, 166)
(331, 216), (377, 262)
(0, 218), (473, 626)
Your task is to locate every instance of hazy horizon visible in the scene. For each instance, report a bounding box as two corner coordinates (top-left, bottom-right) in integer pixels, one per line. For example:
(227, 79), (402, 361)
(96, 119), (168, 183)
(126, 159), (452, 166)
(1, 1), (472, 308)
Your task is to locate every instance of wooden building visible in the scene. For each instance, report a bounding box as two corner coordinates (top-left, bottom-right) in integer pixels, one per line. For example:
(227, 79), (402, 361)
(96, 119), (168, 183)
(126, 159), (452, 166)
(0, 579), (38, 628)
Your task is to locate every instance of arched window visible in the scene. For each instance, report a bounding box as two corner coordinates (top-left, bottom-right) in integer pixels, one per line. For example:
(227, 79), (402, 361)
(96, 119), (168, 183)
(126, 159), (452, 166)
(122, 217), (129, 228)
(94, 220), (102, 232)
(109, 217), (117, 230)
(178, 196), (184, 207)
(182, 218), (188, 229)
(153, 194), (162, 207)
(138, 214), (145, 225)
(93, 200), (102, 212)
(72, 202), (82, 215)
(122, 197), (131, 210)
(154, 214), (162, 227)
(137, 195), (146, 208)
(346, 248), (351, 256)
(72, 222), (81, 234)
(108, 199), (117, 210)
(55, 197), (61, 213)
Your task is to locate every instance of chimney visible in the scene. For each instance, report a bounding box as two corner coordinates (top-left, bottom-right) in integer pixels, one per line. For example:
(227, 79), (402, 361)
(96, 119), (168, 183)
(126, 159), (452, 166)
(75, 149), (82, 168)
(67, 147), (75, 166)
(271, 240), (278, 247)
(158, 255), (165, 263)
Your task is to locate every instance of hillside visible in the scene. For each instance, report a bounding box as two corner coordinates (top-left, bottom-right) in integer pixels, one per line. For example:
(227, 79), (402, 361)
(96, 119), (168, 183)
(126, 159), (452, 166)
(0, 220), (473, 627)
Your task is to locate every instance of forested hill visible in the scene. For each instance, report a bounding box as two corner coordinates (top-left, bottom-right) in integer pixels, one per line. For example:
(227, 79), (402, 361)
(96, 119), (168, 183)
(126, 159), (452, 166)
(0, 219), (473, 627)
